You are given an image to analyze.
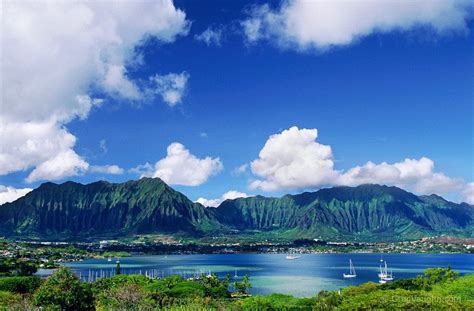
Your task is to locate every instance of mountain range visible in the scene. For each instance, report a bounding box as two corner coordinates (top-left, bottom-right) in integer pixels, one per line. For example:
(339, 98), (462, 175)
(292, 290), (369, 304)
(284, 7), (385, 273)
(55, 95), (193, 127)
(0, 178), (472, 241)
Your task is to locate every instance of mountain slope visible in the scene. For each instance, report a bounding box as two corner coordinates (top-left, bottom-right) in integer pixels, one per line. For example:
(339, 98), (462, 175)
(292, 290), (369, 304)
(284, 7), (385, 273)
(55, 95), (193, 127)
(0, 178), (219, 239)
(211, 185), (474, 240)
(0, 180), (472, 241)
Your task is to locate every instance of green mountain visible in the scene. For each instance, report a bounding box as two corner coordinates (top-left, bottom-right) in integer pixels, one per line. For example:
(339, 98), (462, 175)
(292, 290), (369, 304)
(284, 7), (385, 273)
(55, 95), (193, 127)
(0, 179), (472, 241)
(0, 178), (219, 239)
(212, 185), (474, 240)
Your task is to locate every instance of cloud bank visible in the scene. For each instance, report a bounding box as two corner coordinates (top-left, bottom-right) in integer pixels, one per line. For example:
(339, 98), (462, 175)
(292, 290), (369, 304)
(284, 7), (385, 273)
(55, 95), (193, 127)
(1, 0), (189, 182)
(249, 126), (471, 203)
(196, 191), (249, 207)
(135, 143), (223, 186)
(0, 186), (33, 205)
(242, 0), (472, 51)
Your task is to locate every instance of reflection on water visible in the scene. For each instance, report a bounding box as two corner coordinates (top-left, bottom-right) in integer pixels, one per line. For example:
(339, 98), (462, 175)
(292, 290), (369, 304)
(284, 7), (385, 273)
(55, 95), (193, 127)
(35, 253), (474, 297)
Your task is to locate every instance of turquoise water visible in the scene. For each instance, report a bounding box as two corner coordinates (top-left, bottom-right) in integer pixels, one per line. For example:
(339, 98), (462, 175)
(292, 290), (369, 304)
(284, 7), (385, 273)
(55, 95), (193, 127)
(40, 253), (474, 297)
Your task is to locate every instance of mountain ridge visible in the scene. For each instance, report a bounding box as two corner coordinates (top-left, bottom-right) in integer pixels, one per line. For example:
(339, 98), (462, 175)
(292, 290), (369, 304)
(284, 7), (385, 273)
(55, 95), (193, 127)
(0, 179), (472, 241)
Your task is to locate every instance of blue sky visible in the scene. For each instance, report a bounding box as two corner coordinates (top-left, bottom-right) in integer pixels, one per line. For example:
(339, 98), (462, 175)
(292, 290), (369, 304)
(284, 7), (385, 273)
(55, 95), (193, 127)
(1, 0), (473, 205)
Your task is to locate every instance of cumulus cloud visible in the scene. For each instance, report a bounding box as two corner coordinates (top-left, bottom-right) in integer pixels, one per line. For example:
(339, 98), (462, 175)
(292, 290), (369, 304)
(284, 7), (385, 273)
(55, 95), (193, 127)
(150, 72), (190, 106)
(338, 158), (463, 194)
(90, 165), (124, 175)
(195, 26), (224, 46)
(135, 143), (223, 186)
(242, 0), (473, 51)
(25, 150), (90, 183)
(462, 182), (474, 204)
(0, 186), (33, 205)
(1, 0), (189, 182)
(250, 127), (337, 191)
(0, 120), (76, 176)
(249, 126), (469, 199)
(196, 190), (249, 207)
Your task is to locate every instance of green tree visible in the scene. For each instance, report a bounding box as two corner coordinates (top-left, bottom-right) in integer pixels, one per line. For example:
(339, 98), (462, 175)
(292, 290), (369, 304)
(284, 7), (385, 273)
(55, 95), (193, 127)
(0, 276), (42, 294)
(115, 261), (121, 275)
(33, 267), (94, 311)
(423, 267), (459, 285)
(96, 283), (153, 311)
(222, 273), (231, 287)
(234, 273), (251, 295)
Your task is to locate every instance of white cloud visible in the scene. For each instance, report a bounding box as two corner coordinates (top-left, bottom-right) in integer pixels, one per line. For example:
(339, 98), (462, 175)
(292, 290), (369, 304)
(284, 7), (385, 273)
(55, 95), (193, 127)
(26, 150), (89, 183)
(102, 65), (142, 100)
(249, 126), (469, 198)
(0, 186), (33, 205)
(462, 182), (474, 204)
(150, 72), (190, 106)
(232, 164), (249, 176)
(1, 0), (189, 182)
(196, 190), (249, 207)
(90, 165), (124, 175)
(195, 26), (223, 46)
(338, 158), (463, 194)
(250, 126), (337, 191)
(0, 119), (80, 176)
(137, 143), (223, 186)
(242, 0), (472, 51)
(129, 163), (154, 176)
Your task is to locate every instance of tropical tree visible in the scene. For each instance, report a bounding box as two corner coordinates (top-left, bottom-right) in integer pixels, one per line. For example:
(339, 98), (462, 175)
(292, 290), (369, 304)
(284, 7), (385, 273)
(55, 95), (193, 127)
(33, 267), (94, 311)
(234, 274), (251, 294)
(115, 261), (121, 275)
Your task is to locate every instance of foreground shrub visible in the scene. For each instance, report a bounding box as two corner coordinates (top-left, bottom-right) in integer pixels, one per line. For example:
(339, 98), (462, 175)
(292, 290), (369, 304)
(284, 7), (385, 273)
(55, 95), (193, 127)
(234, 294), (317, 311)
(0, 290), (22, 306)
(33, 267), (94, 311)
(0, 276), (42, 294)
(96, 283), (155, 311)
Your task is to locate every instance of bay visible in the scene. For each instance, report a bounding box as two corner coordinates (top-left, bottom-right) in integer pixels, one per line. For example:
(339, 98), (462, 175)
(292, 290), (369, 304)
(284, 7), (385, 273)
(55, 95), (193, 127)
(38, 253), (474, 297)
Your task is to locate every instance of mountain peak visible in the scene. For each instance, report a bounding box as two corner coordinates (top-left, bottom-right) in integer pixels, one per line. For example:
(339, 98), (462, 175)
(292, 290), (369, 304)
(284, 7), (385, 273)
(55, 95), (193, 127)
(1, 180), (471, 241)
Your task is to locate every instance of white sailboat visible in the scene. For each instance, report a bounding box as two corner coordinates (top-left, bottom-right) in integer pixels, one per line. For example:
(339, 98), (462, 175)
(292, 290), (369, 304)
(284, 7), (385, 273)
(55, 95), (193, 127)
(285, 250), (300, 260)
(343, 259), (357, 278)
(378, 261), (394, 282)
(378, 261), (388, 278)
(234, 268), (238, 278)
(384, 268), (394, 281)
(378, 264), (387, 283)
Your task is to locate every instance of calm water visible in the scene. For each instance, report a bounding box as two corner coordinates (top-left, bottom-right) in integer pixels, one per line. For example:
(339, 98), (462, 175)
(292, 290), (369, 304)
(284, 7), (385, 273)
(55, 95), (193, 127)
(38, 253), (474, 297)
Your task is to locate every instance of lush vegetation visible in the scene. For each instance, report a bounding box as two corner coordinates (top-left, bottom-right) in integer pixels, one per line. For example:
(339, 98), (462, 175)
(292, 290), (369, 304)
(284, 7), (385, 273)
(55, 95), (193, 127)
(0, 267), (471, 310)
(0, 178), (220, 239)
(0, 257), (38, 277)
(1, 179), (472, 242)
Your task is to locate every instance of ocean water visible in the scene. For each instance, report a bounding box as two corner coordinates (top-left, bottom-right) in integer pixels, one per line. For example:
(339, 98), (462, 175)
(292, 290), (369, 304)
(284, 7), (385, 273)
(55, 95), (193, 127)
(38, 253), (474, 297)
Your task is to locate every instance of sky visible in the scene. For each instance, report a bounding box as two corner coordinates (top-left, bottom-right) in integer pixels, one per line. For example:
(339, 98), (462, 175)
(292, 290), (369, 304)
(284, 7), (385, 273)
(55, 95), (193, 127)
(1, 0), (473, 206)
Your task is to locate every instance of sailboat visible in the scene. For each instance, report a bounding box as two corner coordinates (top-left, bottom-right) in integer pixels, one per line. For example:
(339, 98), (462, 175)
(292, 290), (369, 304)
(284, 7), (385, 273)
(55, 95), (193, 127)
(234, 268), (238, 278)
(378, 264), (387, 283)
(378, 261), (394, 282)
(383, 268), (394, 281)
(285, 250), (300, 260)
(343, 259), (357, 278)
(378, 261), (387, 278)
